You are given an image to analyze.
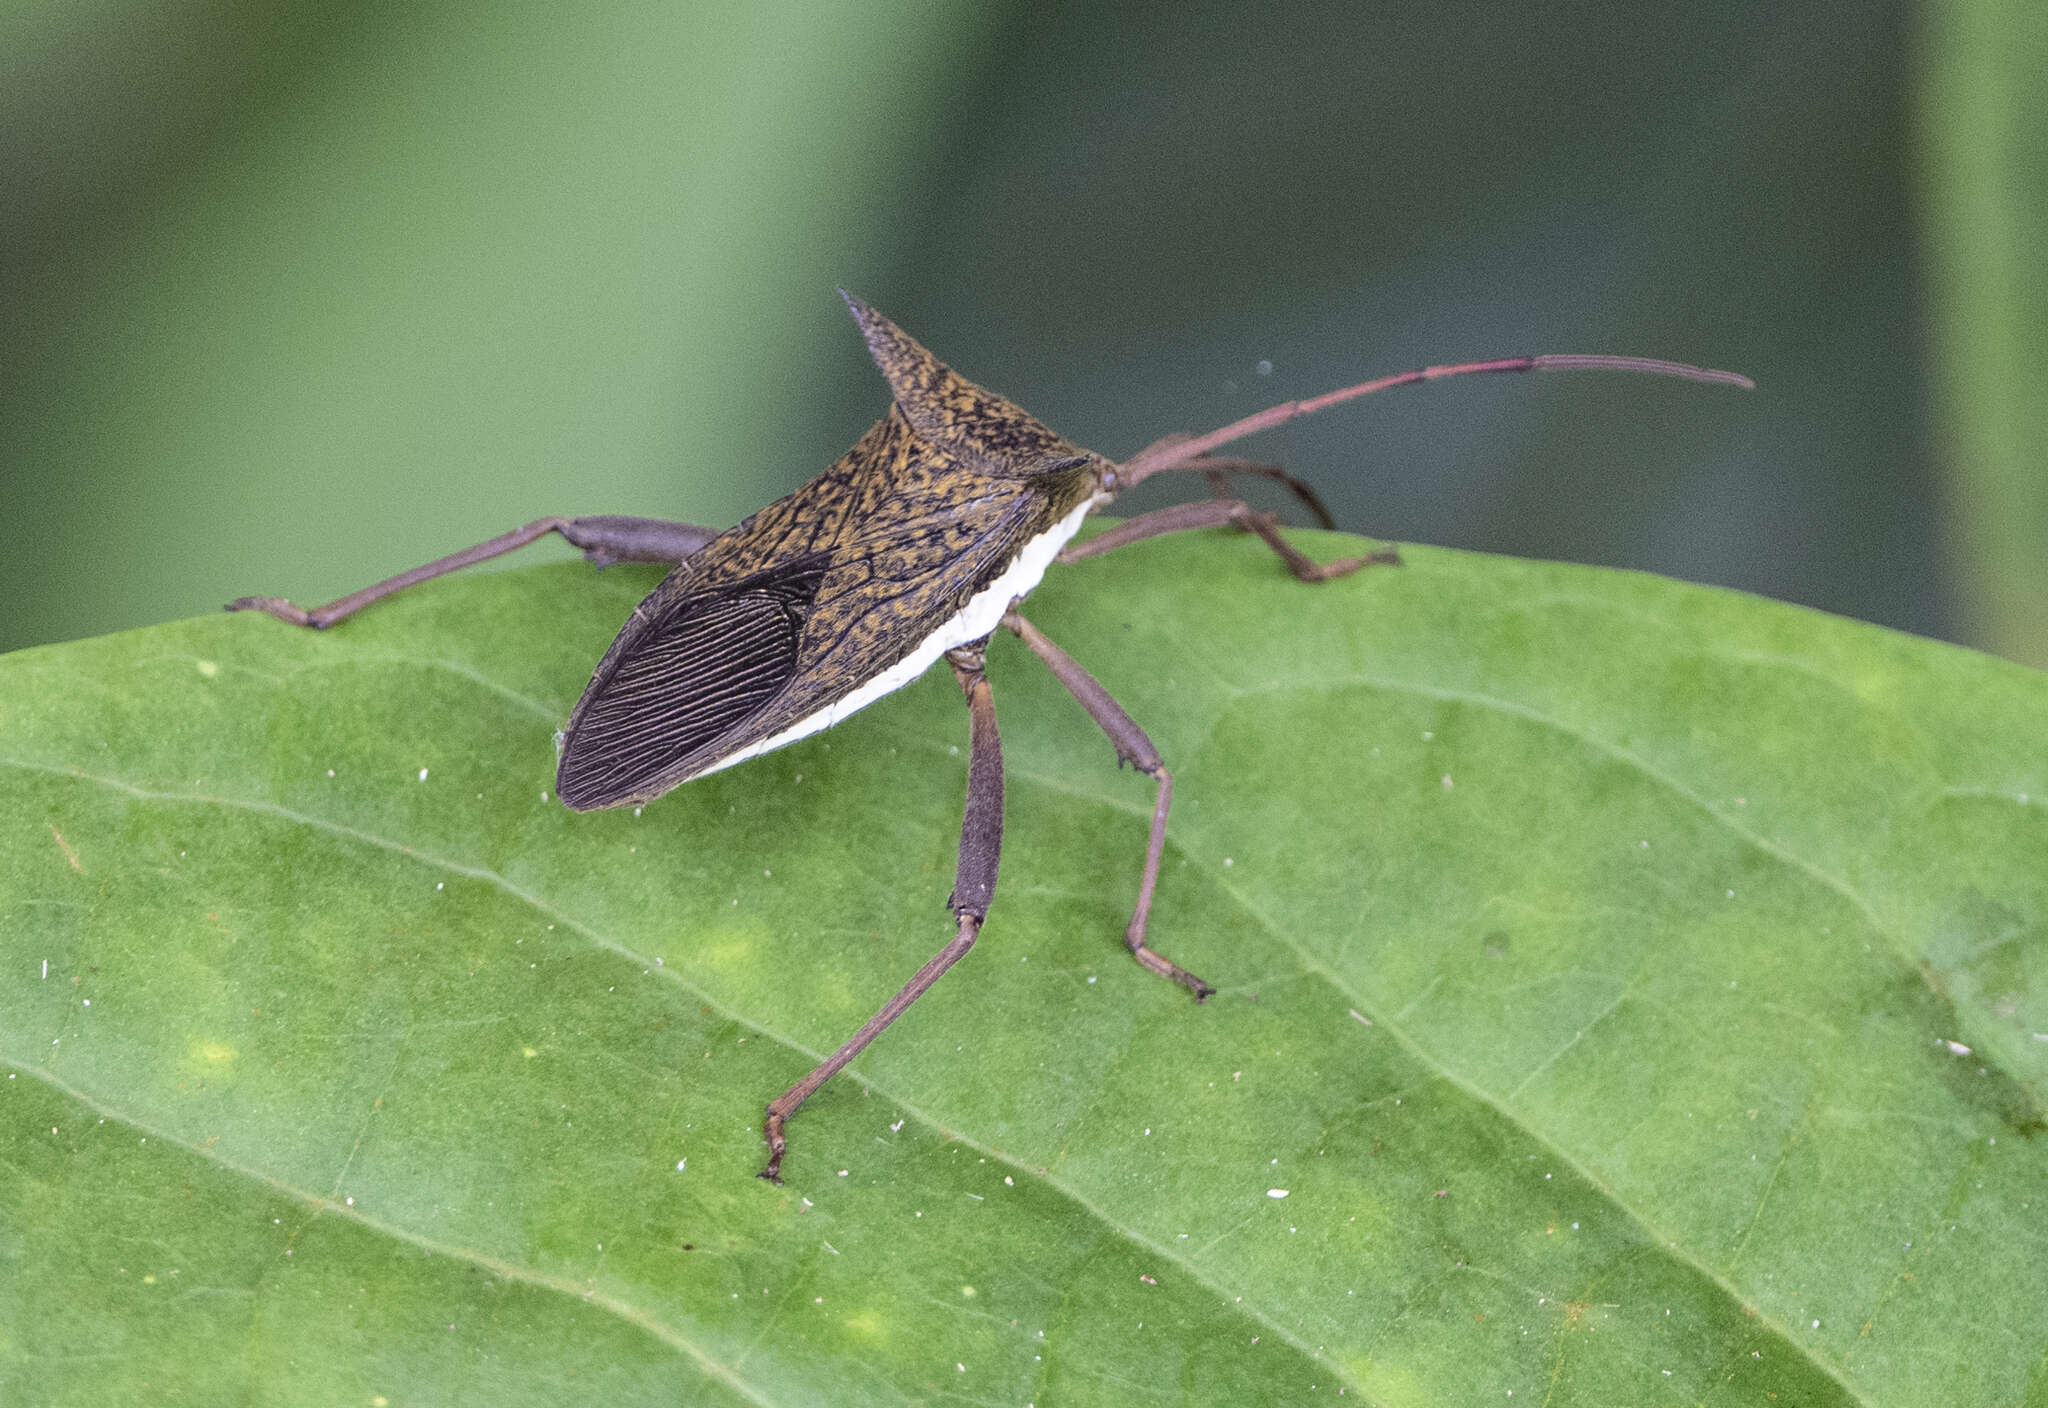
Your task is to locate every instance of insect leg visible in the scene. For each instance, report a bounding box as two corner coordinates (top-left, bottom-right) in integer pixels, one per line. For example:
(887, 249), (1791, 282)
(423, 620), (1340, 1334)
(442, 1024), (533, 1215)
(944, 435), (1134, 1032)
(1119, 434), (1336, 527)
(1058, 499), (1241, 562)
(759, 641), (1005, 1183)
(1058, 499), (1400, 582)
(1001, 610), (1214, 1001)
(1193, 459), (1337, 528)
(226, 516), (720, 628)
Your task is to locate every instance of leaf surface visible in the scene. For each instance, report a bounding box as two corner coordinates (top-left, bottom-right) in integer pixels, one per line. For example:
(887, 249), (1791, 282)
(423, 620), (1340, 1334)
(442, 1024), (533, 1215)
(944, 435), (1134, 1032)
(3, 531), (2044, 1405)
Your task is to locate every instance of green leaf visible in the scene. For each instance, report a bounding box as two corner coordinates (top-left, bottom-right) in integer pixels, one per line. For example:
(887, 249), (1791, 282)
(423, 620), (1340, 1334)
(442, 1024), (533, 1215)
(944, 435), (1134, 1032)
(3, 531), (2044, 1405)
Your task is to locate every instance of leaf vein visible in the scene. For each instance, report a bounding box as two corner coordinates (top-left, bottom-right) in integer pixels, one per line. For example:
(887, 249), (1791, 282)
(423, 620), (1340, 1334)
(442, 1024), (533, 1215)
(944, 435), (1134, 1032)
(0, 1058), (780, 1407)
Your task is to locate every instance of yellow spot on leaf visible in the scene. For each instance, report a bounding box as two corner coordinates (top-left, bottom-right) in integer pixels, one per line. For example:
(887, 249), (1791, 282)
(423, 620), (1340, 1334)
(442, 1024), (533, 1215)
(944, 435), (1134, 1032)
(708, 939), (754, 969)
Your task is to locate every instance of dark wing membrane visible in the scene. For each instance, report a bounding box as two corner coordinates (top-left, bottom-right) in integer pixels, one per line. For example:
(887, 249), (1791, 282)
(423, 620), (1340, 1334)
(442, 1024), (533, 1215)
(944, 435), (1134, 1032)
(556, 560), (827, 809)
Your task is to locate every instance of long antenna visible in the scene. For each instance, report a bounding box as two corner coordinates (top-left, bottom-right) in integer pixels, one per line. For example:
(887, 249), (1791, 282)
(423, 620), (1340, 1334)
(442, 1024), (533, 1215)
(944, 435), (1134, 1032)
(1120, 353), (1754, 484)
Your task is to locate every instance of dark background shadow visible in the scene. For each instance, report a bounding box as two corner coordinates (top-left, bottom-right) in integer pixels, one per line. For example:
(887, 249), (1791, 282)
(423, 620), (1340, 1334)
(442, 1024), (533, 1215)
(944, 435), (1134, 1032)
(0, 0), (1966, 656)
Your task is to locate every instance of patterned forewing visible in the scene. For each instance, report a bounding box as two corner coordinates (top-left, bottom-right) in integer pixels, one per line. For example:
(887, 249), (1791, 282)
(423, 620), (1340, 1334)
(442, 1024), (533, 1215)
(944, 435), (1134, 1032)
(556, 361), (1096, 809)
(796, 493), (1035, 684)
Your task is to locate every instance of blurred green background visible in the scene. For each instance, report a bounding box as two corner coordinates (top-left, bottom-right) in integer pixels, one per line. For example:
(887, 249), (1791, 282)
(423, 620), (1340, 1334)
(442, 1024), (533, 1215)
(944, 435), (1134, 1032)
(2, 0), (2041, 664)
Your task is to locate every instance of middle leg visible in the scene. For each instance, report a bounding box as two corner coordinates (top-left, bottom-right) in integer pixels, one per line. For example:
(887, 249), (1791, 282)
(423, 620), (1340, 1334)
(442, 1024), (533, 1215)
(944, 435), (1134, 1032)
(758, 639), (1006, 1182)
(1002, 609), (1213, 1001)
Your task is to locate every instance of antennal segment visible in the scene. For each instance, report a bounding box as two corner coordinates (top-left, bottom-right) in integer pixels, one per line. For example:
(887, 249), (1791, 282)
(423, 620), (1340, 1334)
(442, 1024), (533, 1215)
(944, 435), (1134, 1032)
(1120, 352), (1754, 484)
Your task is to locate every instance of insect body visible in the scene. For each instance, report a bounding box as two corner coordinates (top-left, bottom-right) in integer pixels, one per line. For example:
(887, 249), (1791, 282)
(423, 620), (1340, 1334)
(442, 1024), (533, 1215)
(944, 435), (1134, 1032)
(231, 292), (1749, 1180)
(555, 304), (1107, 807)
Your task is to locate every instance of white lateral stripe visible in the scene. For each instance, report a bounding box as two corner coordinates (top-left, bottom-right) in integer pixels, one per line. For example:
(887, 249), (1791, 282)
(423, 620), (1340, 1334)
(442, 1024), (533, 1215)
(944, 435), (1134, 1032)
(692, 496), (1098, 779)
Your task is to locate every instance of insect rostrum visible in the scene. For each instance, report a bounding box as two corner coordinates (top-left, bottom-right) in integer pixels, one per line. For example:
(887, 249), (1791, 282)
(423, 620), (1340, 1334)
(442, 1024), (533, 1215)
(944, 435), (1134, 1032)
(230, 291), (1749, 1181)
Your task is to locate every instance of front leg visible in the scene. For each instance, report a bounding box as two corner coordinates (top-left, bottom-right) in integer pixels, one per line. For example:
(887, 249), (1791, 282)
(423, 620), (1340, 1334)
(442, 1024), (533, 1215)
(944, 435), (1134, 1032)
(1001, 610), (1213, 1000)
(1058, 498), (1399, 582)
(759, 640), (1005, 1182)
(1117, 434), (1337, 528)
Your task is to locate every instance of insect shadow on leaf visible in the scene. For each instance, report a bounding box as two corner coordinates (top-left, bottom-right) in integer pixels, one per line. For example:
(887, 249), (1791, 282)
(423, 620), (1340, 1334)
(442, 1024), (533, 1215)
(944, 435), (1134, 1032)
(229, 291), (1750, 1181)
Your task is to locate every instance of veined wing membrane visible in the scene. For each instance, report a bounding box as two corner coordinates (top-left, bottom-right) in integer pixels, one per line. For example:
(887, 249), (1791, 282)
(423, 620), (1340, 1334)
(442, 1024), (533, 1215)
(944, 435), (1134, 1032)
(555, 560), (827, 809)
